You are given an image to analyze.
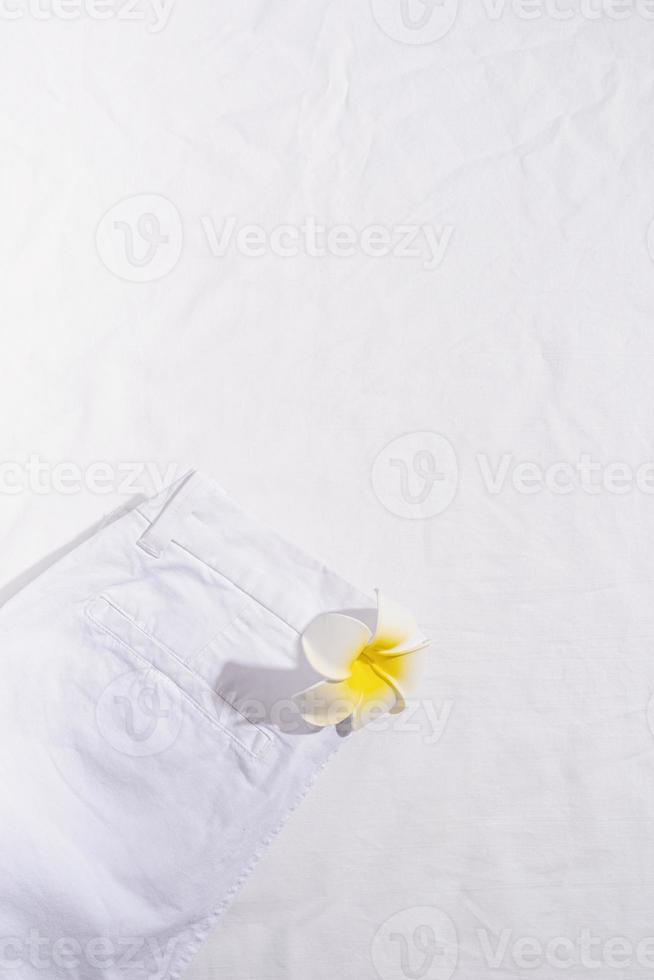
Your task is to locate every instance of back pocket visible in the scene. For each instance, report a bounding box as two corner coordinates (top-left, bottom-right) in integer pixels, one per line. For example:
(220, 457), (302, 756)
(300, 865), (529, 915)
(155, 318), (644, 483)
(86, 596), (272, 760)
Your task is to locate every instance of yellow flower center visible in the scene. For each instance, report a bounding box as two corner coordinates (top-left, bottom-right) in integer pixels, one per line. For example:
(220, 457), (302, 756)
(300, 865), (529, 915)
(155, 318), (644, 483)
(345, 647), (405, 703)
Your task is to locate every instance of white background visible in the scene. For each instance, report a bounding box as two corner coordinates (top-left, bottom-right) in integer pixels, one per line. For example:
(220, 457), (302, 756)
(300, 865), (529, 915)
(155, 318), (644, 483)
(4, 1), (654, 978)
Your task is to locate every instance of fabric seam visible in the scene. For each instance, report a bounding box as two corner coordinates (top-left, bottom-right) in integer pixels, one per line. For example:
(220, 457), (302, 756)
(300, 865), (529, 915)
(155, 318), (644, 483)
(171, 539), (302, 637)
(164, 738), (342, 980)
(86, 597), (269, 760)
(133, 510), (302, 635)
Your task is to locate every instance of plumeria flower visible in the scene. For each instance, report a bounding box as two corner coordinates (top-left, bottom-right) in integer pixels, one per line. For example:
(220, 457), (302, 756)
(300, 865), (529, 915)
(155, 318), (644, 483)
(294, 592), (430, 730)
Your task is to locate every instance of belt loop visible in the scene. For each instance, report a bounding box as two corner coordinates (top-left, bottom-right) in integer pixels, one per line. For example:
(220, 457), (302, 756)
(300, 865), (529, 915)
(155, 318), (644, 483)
(137, 469), (198, 559)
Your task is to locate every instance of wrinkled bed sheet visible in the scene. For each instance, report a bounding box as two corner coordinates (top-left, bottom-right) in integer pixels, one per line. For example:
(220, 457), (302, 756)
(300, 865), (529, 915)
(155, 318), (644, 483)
(2, 2), (654, 979)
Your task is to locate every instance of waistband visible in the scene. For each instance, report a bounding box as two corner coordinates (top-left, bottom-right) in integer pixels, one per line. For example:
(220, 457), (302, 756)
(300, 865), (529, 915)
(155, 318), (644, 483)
(134, 470), (370, 634)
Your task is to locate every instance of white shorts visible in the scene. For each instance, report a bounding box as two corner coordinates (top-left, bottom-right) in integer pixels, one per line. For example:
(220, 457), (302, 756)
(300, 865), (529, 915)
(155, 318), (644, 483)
(0, 471), (368, 980)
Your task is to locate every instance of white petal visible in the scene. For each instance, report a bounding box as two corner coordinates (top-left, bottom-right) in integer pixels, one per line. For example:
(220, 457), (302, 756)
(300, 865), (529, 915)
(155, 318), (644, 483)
(350, 681), (398, 730)
(293, 680), (361, 728)
(371, 591), (420, 652)
(301, 612), (372, 681)
(370, 646), (430, 713)
(374, 637), (431, 658)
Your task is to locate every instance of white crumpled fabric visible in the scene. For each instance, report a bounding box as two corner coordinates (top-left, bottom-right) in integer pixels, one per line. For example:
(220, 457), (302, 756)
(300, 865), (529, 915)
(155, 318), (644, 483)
(1, 2), (654, 979)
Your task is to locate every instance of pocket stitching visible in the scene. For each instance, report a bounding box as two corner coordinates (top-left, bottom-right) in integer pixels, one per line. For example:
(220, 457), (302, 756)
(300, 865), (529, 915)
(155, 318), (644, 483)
(171, 539), (301, 636)
(86, 597), (271, 761)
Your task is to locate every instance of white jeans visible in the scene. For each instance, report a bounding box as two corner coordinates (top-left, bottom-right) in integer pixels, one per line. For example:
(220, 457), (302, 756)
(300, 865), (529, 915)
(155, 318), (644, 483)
(0, 472), (368, 980)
